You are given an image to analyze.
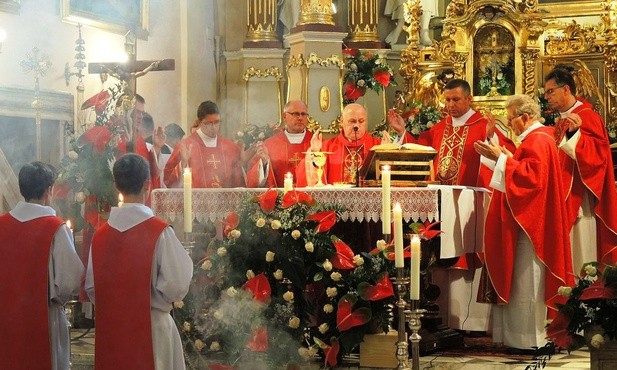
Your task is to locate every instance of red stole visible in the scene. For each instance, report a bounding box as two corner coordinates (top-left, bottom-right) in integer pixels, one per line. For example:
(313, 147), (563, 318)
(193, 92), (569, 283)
(246, 130), (313, 187)
(91, 217), (168, 370)
(484, 127), (574, 311)
(554, 101), (617, 263)
(321, 133), (382, 184)
(0, 214), (64, 370)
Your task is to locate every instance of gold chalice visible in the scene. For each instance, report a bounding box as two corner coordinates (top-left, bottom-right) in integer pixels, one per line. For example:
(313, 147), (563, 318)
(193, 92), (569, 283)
(312, 151), (329, 187)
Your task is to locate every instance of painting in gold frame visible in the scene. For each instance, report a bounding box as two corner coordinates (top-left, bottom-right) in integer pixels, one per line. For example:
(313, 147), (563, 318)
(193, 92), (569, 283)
(539, 0), (604, 18)
(61, 0), (149, 40)
(0, 0), (19, 14)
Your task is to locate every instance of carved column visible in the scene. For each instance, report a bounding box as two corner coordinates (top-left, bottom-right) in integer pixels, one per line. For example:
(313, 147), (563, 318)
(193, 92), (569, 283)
(297, 0), (335, 26)
(347, 0), (381, 48)
(520, 49), (539, 97)
(244, 0), (281, 48)
(399, 0), (422, 101)
(451, 52), (468, 80)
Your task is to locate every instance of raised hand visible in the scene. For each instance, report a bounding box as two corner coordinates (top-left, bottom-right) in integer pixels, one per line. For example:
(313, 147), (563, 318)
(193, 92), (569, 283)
(484, 110), (496, 139)
(474, 140), (502, 161)
(152, 126), (166, 151)
(310, 129), (323, 152)
(564, 112), (583, 132)
(387, 109), (406, 136)
(255, 141), (270, 163)
(180, 142), (192, 167)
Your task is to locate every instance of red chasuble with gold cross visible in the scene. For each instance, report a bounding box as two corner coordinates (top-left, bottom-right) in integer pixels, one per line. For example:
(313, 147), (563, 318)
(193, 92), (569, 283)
(0, 214), (64, 370)
(246, 130), (313, 187)
(163, 132), (244, 188)
(91, 217), (168, 370)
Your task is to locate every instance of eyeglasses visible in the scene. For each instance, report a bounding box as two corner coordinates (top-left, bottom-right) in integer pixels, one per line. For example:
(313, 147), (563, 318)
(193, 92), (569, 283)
(286, 112), (308, 118)
(202, 120), (221, 127)
(544, 85), (565, 96)
(507, 115), (521, 124)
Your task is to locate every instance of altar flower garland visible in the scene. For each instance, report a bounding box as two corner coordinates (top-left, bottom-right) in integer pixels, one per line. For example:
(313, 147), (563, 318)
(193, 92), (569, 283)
(172, 189), (398, 369)
(546, 262), (617, 351)
(342, 48), (396, 104)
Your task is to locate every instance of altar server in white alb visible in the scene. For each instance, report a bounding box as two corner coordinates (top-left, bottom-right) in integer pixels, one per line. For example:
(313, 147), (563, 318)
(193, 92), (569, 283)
(0, 161), (83, 370)
(85, 153), (193, 370)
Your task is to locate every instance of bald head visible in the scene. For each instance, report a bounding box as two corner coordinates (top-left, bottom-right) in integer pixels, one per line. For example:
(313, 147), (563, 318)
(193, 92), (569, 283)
(341, 103), (368, 139)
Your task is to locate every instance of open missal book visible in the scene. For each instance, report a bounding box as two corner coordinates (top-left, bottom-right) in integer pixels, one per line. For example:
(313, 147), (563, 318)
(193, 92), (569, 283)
(360, 142), (438, 186)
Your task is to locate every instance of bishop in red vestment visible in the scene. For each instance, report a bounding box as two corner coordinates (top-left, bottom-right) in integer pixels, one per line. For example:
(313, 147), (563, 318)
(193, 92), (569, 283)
(163, 101), (244, 188)
(246, 100), (313, 188)
(0, 162), (83, 370)
(475, 95), (574, 350)
(544, 67), (617, 267)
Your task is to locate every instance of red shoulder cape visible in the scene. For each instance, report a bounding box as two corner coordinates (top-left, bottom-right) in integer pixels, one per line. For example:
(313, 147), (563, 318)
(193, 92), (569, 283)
(484, 126), (574, 311)
(91, 217), (168, 370)
(0, 214), (64, 370)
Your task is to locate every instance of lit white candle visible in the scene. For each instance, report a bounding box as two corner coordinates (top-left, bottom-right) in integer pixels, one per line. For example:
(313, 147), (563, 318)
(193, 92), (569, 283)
(410, 234), (421, 300)
(393, 203), (404, 268)
(118, 193), (124, 207)
(66, 220), (74, 244)
(381, 165), (391, 235)
(183, 167), (192, 233)
(284, 172), (293, 193)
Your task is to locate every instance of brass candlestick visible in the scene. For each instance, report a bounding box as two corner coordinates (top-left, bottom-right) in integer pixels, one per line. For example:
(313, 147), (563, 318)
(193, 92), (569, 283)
(406, 300), (426, 370)
(394, 268), (410, 370)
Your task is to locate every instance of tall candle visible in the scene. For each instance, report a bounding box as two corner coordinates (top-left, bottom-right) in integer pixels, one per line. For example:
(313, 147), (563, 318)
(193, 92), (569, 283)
(410, 234), (421, 300)
(381, 165), (391, 235)
(118, 193), (124, 207)
(284, 172), (293, 193)
(183, 167), (192, 233)
(393, 203), (404, 268)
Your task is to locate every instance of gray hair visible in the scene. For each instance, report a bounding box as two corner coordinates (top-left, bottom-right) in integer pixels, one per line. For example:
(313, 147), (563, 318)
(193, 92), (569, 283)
(505, 94), (541, 119)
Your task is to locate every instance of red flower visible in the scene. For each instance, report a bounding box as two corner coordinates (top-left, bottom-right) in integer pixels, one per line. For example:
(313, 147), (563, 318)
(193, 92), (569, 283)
(246, 327), (269, 352)
(281, 190), (314, 208)
(256, 189), (278, 213)
(307, 210), (337, 233)
(80, 126), (112, 153)
(373, 70), (392, 87)
(242, 273), (271, 304)
(222, 211), (239, 238)
(546, 311), (584, 350)
(580, 279), (617, 300)
(358, 273), (395, 301)
(344, 80), (366, 101)
(330, 238), (356, 270)
(81, 90), (111, 115)
(314, 337), (340, 368)
(336, 294), (371, 331)
(342, 48), (358, 56)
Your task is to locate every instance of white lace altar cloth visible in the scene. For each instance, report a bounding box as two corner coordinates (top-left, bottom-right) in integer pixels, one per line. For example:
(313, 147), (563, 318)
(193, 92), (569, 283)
(151, 186), (488, 258)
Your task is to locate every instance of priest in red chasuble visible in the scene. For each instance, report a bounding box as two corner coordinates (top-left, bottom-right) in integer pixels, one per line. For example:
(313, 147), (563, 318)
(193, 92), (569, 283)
(246, 100), (313, 187)
(163, 100), (244, 188)
(475, 95), (574, 351)
(86, 154), (193, 370)
(544, 66), (617, 268)
(0, 162), (83, 370)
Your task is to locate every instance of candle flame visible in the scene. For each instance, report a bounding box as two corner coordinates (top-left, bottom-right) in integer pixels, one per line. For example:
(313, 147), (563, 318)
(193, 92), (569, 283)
(382, 165), (390, 171)
(118, 194), (124, 202)
(285, 172), (293, 179)
(184, 167), (191, 174)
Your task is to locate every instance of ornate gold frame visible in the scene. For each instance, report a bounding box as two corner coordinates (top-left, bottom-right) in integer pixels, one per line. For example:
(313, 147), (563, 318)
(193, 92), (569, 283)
(61, 0), (149, 40)
(0, 0), (19, 14)
(538, 1), (604, 18)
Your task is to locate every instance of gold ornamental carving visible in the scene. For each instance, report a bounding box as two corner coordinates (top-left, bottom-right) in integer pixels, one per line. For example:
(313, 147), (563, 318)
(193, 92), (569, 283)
(297, 0), (335, 26)
(403, 0), (422, 45)
(245, 0), (278, 43)
(319, 86), (330, 112)
(520, 49), (539, 97)
(545, 21), (598, 56)
(242, 66), (283, 82)
(347, 0), (379, 43)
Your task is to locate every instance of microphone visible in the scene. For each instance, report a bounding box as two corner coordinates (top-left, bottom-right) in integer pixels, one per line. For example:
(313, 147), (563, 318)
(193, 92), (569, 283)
(353, 126), (360, 187)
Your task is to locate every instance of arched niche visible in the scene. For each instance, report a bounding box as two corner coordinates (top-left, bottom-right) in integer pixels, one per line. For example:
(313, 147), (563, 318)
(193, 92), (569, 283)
(472, 24), (515, 98)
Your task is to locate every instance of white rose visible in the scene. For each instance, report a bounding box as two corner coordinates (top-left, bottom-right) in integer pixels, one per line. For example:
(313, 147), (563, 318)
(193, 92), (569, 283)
(323, 304), (334, 313)
(375, 58), (382, 65)
(237, 131), (244, 137)
(283, 291), (295, 302)
(213, 310), (223, 320)
(246, 269), (255, 280)
(226, 286), (238, 297)
(609, 131), (616, 139)
(318, 323), (329, 334)
(200, 259), (212, 271)
(194, 339), (205, 351)
(68, 150), (79, 160)
(183, 321), (191, 332)
(173, 301), (184, 309)
(350, 63), (358, 72)
(326, 287), (338, 298)
(289, 316), (300, 329)
(330, 272), (342, 282)
(411, 127), (420, 135)
(217, 247), (227, 256)
(590, 333), (605, 348)
(357, 79), (366, 87)
(266, 251), (275, 262)
(584, 264), (598, 276)
(258, 132), (265, 140)
(256, 218), (266, 228)
(323, 259), (333, 271)
(271, 220), (281, 230)
(75, 192), (86, 203)
(308, 347), (318, 356)
(557, 286), (572, 298)
(209, 341), (221, 351)
(273, 269), (283, 280)
(376, 239), (387, 251)
(229, 229), (241, 239)
(291, 229), (301, 239)
(426, 121), (434, 128)
(305, 242), (314, 252)
(353, 254), (364, 266)
(298, 347), (310, 360)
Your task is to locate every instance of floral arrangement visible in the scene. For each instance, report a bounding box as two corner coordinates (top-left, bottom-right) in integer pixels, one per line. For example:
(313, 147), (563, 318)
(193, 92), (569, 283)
(342, 49), (396, 104)
(54, 84), (124, 232)
(607, 122), (617, 144)
(234, 122), (280, 150)
(405, 104), (443, 138)
(172, 189), (403, 369)
(536, 89), (559, 127)
(546, 262), (617, 351)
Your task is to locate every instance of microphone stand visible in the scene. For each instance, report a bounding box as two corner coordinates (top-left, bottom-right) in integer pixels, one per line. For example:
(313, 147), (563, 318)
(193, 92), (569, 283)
(353, 126), (360, 187)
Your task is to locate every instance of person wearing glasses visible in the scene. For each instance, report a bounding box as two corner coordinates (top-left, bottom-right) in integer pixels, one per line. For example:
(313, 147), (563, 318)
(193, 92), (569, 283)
(246, 100), (313, 188)
(163, 100), (244, 188)
(544, 66), (617, 268)
(474, 94), (574, 353)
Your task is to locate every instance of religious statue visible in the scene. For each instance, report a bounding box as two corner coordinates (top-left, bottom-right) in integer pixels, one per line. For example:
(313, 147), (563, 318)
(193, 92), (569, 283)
(384, 0), (405, 45)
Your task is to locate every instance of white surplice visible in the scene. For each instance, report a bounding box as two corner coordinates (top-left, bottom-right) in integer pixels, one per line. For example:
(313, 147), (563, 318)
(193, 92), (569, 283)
(10, 201), (84, 370)
(85, 203), (193, 370)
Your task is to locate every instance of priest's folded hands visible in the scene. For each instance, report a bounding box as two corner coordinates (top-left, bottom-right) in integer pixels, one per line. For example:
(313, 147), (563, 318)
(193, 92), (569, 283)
(473, 140), (513, 162)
